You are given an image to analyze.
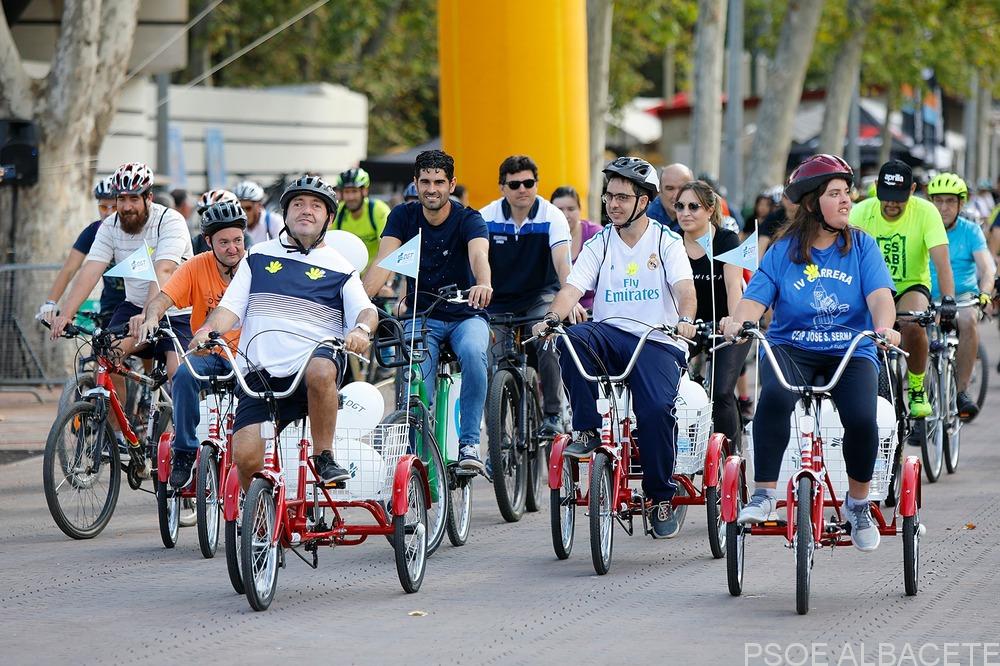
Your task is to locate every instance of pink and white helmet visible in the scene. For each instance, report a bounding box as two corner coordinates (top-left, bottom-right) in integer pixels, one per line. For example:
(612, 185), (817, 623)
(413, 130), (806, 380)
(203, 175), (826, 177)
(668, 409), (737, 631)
(112, 162), (154, 196)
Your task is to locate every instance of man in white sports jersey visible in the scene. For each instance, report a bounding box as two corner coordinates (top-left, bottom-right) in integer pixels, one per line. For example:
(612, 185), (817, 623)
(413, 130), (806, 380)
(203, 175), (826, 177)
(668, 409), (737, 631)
(50, 162), (194, 379)
(533, 157), (697, 539)
(190, 175), (377, 488)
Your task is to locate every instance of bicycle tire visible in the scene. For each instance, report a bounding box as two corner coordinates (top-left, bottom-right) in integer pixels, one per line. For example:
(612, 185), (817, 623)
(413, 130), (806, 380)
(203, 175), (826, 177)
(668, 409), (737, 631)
(196, 446), (221, 558)
(523, 367), (547, 513)
(943, 361), (961, 474)
(903, 514), (920, 596)
(393, 466), (428, 593)
(156, 478), (180, 548)
(968, 341), (988, 419)
(446, 472), (473, 547)
(725, 464), (746, 596)
(241, 477), (279, 611)
(589, 452), (614, 576)
(920, 362), (943, 483)
(384, 409), (448, 556)
(795, 477), (813, 615)
(486, 370), (527, 522)
(42, 401), (120, 540)
(550, 454), (576, 560)
(57, 374), (95, 420)
(706, 451), (726, 559)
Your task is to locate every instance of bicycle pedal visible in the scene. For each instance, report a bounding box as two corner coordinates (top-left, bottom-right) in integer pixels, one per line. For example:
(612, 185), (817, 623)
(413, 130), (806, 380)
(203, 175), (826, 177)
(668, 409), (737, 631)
(321, 480), (347, 489)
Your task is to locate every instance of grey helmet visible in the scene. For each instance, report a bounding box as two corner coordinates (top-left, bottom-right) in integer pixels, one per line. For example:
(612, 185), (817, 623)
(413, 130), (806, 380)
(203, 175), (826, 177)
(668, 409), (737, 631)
(278, 175), (338, 254)
(200, 200), (247, 237)
(601, 157), (659, 227)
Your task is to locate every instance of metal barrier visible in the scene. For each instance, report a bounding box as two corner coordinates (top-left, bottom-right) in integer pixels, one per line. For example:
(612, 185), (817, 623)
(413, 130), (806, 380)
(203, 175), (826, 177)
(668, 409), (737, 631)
(0, 263), (73, 391)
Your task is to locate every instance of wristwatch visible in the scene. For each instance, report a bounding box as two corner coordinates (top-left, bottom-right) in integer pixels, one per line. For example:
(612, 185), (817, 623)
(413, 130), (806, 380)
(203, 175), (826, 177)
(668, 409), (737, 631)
(678, 316), (695, 325)
(355, 322), (373, 338)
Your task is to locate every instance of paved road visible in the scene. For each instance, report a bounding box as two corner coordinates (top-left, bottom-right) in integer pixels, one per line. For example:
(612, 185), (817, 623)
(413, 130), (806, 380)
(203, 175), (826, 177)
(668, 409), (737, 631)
(3, 332), (999, 665)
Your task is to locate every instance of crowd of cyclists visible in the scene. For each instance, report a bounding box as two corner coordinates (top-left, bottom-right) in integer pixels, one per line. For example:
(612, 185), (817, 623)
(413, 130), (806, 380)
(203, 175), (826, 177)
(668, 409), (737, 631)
(38, 143), (999, 552)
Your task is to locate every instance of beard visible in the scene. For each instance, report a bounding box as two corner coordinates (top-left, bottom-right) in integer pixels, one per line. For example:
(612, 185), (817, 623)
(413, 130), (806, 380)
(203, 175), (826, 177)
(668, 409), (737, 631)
(119, 209), (147, 234)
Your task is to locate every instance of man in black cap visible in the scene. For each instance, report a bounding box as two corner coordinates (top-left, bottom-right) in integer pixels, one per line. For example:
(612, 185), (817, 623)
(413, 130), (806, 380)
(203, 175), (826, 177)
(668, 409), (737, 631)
(850, 159), (955, 425)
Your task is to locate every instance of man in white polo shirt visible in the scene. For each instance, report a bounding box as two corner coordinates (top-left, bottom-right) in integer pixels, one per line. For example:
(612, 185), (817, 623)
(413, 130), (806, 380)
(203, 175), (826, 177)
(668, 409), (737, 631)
(532, 157), (697, 539)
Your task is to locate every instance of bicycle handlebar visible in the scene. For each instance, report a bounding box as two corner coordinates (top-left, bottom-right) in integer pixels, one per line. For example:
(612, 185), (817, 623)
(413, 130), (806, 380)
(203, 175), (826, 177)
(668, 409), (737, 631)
(159, 328), (237, 383)
(722, 327), (906, 396)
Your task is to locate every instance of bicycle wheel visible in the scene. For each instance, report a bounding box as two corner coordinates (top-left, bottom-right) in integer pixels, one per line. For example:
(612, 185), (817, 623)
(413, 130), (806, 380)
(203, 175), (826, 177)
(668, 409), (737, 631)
(920, 363), (943, 483)
(394, 466), (428, 593)
(795, 477), (814, 615)
(42, 401), (120, 540)
(486, 370), (528, 522)
(943, 361), (962, 474)
(971, 342), (988, 415)
(446, 472), (473, 547)
(706, 462), (726, 559)
(550, 454), (576, 560)
(589, 452), (615, 576)
(725, 466), (747, 596)
(57, 374), (95, 419)
(883, 359), (907, 508)
(903, 513), (920, 596)
(225, 519), (244, 594)
(523, 368), (548, 513)
(196, 445), (221, 558)
(241, 477), (279, 611)
(156, 478), (180, 548)
(384, 409), (448, 556)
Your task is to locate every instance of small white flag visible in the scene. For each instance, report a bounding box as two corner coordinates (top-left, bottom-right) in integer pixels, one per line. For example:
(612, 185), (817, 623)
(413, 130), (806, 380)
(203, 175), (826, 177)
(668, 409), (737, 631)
(104, 242), (158, 281)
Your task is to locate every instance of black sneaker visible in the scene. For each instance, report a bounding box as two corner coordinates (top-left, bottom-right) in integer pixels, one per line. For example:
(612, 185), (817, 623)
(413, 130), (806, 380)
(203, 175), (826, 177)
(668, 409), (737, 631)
(907, 419), (925, 447)
(314, 450), (350, 484)
(537, 414), (563, 438)
(458, 445), (486, 473)
(956, 391), (979, 421)
(563, 429), (600, 459)
(169, 450), (197, 489)
(737, 397), (754, 424)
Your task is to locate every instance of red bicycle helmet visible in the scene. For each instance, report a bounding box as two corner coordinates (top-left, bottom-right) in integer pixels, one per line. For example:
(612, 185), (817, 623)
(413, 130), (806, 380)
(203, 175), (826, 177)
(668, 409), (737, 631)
(784, 154), (853, 204)
(112, 162), (154, 196)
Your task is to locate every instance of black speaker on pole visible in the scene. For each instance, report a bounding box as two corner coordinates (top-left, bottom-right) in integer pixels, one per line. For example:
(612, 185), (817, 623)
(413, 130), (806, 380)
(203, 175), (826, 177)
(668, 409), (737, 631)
(0, 119), (40, 186)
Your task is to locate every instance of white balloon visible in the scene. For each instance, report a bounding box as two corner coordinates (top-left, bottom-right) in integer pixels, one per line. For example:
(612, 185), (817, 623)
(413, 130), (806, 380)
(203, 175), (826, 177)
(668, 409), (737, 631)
(327, 229), (369, 273)
(337, 382), (384, 435)
(676, 376), (710, 410)
(332, 438), (386, 499)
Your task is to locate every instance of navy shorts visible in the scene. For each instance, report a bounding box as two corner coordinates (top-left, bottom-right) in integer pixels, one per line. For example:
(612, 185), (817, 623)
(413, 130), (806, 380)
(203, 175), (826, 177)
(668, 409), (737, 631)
(232, 346), (345, 434)
(107, 301), (192, 360)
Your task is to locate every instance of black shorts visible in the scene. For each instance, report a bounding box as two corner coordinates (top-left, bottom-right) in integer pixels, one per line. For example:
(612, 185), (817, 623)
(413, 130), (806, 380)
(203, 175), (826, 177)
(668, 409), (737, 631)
(893, 283), (931, 305)
(232, 346), (346, 435)
(107, 301), (192, 359)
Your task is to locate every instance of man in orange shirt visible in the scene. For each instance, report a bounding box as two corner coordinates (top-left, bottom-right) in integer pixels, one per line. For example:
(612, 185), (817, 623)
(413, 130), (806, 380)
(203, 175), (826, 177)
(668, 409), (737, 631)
(139, 200), (247, 488)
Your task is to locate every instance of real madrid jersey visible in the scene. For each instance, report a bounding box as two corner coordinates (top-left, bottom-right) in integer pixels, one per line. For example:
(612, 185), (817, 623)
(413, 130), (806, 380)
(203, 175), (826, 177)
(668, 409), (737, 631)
(567, 220), (692, 351)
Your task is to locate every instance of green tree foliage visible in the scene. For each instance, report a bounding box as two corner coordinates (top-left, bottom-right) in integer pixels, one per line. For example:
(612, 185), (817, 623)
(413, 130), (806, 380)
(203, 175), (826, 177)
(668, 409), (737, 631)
(185, 0), (437, 153)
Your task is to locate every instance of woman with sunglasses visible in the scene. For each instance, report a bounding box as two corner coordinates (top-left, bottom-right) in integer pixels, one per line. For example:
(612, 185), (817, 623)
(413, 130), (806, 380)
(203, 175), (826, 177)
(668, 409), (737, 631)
(720, 154), (900, 552)
(676, 180), (748, 451)
(551, 185), (602, 310)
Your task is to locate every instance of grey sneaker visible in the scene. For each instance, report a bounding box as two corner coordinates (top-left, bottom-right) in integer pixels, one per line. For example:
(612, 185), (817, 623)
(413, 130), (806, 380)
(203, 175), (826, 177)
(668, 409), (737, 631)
(458, 445), (486, 473)
(845, 499), (880, 552)
(538, 414), (563, 438)
(737, 490), (777, 524)
(648, 501), (681, 539)
(563, 429), (600, 459)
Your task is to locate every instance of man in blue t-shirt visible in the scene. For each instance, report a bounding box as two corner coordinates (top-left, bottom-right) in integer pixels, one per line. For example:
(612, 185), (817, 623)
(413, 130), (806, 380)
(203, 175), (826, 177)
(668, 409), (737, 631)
(927, 173), (996, 420)
(364, 150), (493, 471)
(37, 177), (126, 327)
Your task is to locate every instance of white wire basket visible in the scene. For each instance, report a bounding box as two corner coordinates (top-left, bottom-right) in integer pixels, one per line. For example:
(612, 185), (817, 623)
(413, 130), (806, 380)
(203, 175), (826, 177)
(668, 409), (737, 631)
(268, 421), (409, 501)
(626, 403), (713, 477)
(746, 399), (897, 501)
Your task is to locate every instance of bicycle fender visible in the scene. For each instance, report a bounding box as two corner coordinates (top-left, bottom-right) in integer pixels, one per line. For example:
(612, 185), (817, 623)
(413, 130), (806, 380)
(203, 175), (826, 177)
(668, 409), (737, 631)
(156, 433), (173, 485)
(899, 455), (922, 517)
(720, 455), (746, 523)
(549, 434), (571, 489)
(786, 469), (823, 542)
(391, 454), (429, 517)
(704, 433), (728, 489)
(222, 468), (241, 521)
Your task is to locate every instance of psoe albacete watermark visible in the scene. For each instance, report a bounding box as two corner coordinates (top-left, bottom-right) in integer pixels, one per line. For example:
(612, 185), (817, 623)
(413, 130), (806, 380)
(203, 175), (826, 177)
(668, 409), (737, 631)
(744, 641), (1000, 666)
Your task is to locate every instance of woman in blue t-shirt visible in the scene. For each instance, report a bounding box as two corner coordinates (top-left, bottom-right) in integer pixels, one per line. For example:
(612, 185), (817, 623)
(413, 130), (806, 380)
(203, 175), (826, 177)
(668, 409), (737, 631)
(720, 154), (900, 552)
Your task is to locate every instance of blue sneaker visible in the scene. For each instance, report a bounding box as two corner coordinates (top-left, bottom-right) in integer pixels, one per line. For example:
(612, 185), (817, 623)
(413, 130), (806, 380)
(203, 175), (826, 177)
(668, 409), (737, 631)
(458, 445), (485, 473)
(648, 501), (680, 539)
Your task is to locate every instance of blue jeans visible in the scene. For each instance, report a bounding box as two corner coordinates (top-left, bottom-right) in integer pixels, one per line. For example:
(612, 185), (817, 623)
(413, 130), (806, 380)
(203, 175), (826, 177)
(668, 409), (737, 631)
(171, 353), (233, 454)
(405, 316), (489, 446)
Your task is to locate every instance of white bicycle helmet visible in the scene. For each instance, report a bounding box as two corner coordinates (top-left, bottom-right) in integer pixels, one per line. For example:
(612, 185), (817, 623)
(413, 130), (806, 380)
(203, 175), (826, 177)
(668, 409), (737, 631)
(232, 180), (265, 202)
(112, 162), (154, 196)
(197, 189), (239, 214)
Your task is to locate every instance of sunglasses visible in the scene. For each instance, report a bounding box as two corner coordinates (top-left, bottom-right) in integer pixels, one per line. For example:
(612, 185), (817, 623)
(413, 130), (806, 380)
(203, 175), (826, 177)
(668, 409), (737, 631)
(505, 179), (536, 190)
(673, 201), (704, 212)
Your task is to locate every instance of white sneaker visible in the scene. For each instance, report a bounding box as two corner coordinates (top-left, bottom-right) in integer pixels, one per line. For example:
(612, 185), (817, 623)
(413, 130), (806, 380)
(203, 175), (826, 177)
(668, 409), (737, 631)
(737, 491), (777, 524)
(845, 500), (880, 552)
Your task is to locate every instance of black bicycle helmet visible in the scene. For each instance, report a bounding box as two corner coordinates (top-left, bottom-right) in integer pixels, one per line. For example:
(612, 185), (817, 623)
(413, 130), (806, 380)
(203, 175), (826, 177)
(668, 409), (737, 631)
(200, 200), (248, 237)
(601, 157), (659, 228)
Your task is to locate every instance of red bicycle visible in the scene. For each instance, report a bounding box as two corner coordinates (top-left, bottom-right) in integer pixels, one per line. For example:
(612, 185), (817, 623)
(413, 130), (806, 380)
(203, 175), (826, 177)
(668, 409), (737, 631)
(539, 322), (723, 575)
(208, 335), (429, 611)
(719, 327), (922, 614)
(154, 328), (238, 562)
(42, 320), (173, 539)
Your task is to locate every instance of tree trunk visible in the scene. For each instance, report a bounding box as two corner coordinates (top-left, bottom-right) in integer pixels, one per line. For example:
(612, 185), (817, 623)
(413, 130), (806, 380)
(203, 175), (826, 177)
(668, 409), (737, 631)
(977, 76), (991, 184)
(744, 0), (825, 199)
(817, 0), (874, 156)
(587, 0), (613, 221)
(691, 0), (727, 180)
(0, 0), (140, 377)
(878, 89), (895, 165)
